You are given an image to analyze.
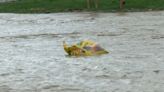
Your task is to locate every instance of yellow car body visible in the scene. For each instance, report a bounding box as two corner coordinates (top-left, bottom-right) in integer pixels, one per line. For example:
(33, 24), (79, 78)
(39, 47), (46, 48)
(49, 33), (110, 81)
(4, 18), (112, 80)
(63, 40), (108, 56)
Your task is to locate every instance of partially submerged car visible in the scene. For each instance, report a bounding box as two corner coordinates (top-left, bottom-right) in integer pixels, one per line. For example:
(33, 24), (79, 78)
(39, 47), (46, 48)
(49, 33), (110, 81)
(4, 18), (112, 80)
(63, 40), (109, 56)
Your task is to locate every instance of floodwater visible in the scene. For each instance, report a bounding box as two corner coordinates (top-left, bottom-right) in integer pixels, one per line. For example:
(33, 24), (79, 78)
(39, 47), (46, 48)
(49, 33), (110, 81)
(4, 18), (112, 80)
(0, 11), (164, 92)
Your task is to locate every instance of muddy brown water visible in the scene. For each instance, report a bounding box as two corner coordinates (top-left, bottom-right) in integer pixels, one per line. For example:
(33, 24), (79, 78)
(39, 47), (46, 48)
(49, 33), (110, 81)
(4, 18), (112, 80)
(0, 12), (164, 92)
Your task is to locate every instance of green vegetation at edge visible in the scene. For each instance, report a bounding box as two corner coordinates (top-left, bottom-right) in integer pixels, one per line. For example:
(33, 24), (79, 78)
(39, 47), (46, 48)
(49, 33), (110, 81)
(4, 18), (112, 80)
(0, 0), (164, 13)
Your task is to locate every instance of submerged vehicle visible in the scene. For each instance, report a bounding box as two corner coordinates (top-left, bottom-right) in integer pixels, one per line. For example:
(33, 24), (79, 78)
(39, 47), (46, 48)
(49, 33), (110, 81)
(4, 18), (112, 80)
(63, 40), (109, 56)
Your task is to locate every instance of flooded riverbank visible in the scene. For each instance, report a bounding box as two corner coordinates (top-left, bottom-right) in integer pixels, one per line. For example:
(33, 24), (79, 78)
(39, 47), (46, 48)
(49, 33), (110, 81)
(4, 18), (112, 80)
(0, 11), (164, 92)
